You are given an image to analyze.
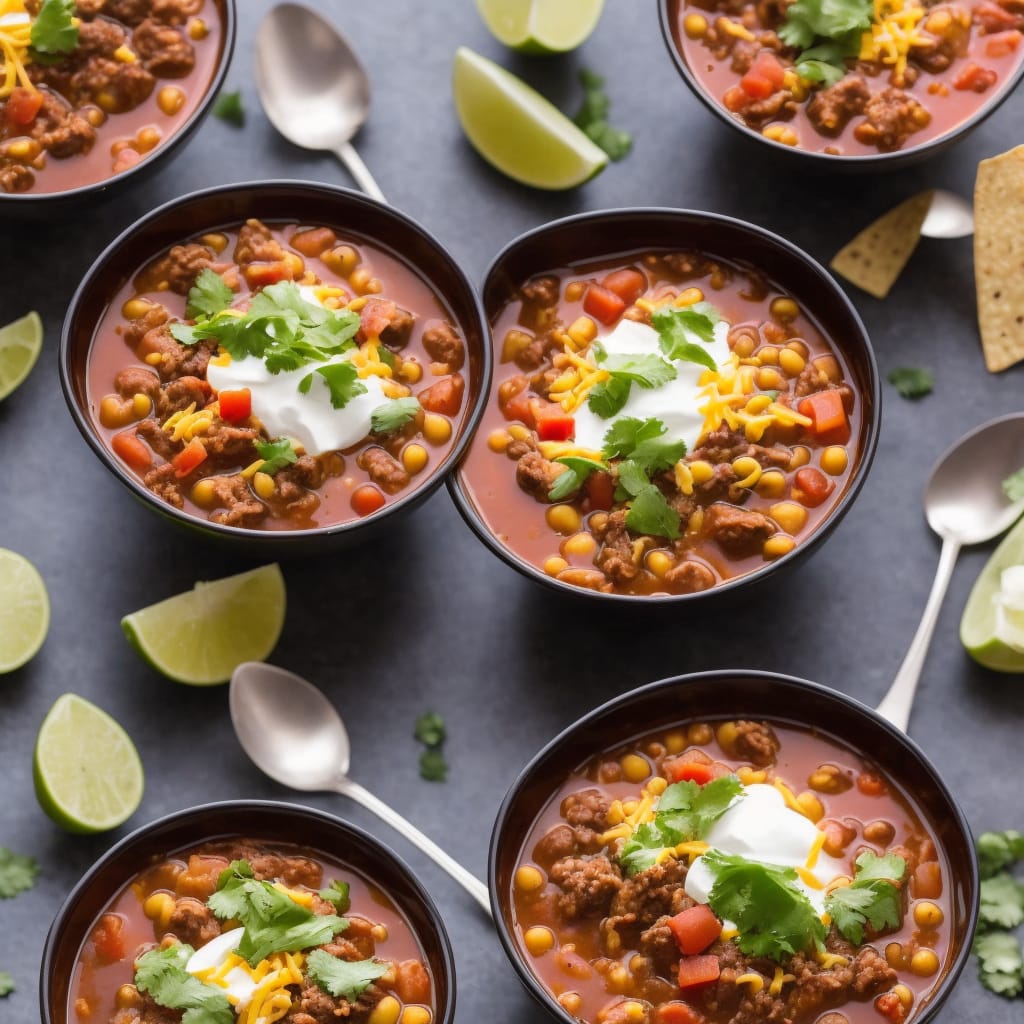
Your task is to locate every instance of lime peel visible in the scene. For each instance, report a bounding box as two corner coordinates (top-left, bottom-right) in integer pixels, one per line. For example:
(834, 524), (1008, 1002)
(0, 311), (43, 402)
(476, 0), (604, 54)
(0, 548), (50, 673)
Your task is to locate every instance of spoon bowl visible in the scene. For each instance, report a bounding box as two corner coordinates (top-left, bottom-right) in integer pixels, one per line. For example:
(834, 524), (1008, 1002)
(230, 662), (491, 913)
(919, 189), (974, 240)
(255, 2), (385, 201)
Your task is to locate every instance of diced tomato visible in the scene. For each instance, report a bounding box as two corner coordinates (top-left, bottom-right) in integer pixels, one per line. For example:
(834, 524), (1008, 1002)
(976, 0), (1018, 31)
(112, 432), (152, 473)
(394, 960), (431, 1005)
(584, 471), (615, 511)
(217, 388), (251, 424)
(952, 62), (998, 92)
(243, 261), (292, 289)
(656, 1002), (704, 1024)
(874, 991), (908, 1024)
(352, 484), (386, 517)
(92, 914), (126, 964)
(536, 414), (575, 442)
(740, 52), (785, 99)
(723, 85), (750, 112)
(912, 861), (942, 900)
(419, 374), (464, 417)
(667, 760), (716, 785)
(6, 86), (42, 127)
(112, 146), (143, 174)
(985, 30), (1022, 58)
(583, 284), (627, 326)
(171, 438), (208, 478)
(601, 268), (647, 306)
(668, 905), (723, 956)
(856, 771), (886, 797)
(502, 389), (536, 429)
(359, 297), (398, 339)
(677, 955), (720, 991)
(797, 389), (849, 440)
(792, 467), (834, 508)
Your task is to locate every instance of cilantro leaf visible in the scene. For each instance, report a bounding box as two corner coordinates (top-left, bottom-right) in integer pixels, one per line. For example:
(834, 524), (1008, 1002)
(255, 437), (298, 476)
(306, 949), (388, 1002)
(419, 748), (448, 782)
(414, 712), (446, 748)
(548, 456), (607, 501)
(616, 459), (650, 499)
(978, 830), (1024, 879)
(30, 0), (78, 55)
(572, 69), (632, 162)
(371, 397), (420, 434)
(319, 880), (351, 914)
(1003, 472), (1024, 504)
(793, 58), (847, 86)
(0, 848), (39, 899)
(602, 417), (667, 460)
(974, 930), (1024, 997)
(887, 367), (933, 399)
(704, 850), (826, 961)
(0, 972), (13, 997)
(208, 862), (348, 966)
(212, 89), (245, 126)
(587, 375), (632, 418)
(298, 362), (367, 409)
(185, 268), (234, 321)
(625, 485), (680, 540)
(599, 352), (677, 389)
(135, 945), (234, 1024)
(630, 434), (687, 476)
(825, 851), (906, 945)
(779, 0), (872, 49)
(980, 874), (1024, 931)
(652, 303), (722, 365)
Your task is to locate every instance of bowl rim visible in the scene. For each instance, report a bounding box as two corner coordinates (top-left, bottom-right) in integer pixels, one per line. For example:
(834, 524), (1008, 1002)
(655, 0), (1024, 166)
(59, 178), (493, 542)
(487, 668), (980, 1024)
(447, 205), (881, 604)
(39, 798), (458, 1024)
(1, 0), (238, 205)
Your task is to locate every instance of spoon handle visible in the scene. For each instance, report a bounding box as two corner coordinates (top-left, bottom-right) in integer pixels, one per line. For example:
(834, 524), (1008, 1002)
(332, 142), (387, 203)
(335, 775), (492, 915)
(876, 535), (961, 732)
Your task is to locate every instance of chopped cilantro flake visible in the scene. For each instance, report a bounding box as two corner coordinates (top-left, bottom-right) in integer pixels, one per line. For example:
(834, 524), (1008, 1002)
(255, 437), (299, 476)
(887, 366), (933, 399)
(30, 0), (78, 56)
(414, 712), (446, 748)
(212, 89), (245, 126)
(572, 69), (632, 162)
(419, 748), (448, 782)
(0, 848), (38, 899)
(307, 949), (388, 1002)
(370, 397), (420, 434)
(0, 972), (12, 998)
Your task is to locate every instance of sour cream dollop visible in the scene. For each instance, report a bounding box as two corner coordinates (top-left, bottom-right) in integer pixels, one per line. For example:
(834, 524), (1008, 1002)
(185, 927), (258, 1009)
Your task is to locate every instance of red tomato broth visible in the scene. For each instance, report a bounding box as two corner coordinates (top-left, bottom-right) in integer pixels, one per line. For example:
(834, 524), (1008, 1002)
(70, 840), (434, 1024)
(668, 0), (1024, 156)
(511, 721), (952, 1024)
(0, 1), (227, 195)
(458, 250), (865, 596)
(86, 221), (469, 531)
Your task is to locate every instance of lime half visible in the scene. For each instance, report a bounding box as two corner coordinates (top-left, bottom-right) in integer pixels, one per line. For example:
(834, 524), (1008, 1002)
(476, 0), (604, 54)
(121, 563), (286, 685)
(0, 311), (42, 401)
(453, 47), (608, 190)
(961, 515), (1024, 671)
(34, 694), (144, 833)
(0, 549), (50, 673)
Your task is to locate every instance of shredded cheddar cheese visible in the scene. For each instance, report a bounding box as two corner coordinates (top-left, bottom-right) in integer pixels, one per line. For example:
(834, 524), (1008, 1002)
(816, 950), (851, 970)
(804, 830), (827, 870)
(768, 965), (796, 996)
(162, 402), (213, 442)
(351, 339), (394, 380)
(860, 0), (929, 86)
(735, 972), (765, 994)
(0, 1), (33, 99)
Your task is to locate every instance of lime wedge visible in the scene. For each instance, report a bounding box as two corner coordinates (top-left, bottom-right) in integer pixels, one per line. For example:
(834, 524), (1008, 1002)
(0, 311), (43, 402)
(476, 0), (604, 54)
(34, 694), (144, 833)
(961, 515), (1024, 671)
(453, 47), (608, 190)
(121, 564), (286, 685)
(0, 549), (49, 673)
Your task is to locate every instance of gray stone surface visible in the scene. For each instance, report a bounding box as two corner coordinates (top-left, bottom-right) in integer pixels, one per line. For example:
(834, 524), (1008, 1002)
(2, 1), (1023, 1021)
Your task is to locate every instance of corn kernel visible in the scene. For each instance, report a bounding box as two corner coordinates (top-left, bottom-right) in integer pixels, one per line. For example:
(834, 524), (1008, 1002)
(796, 791), (824, 822)
(778, 348), (806, 377)
(401, 1008), (431, 1024)
(647, 550), (674, 577)
(524, 926), (555, 957)
(371, 924), (388, 941)
(763, 535), (795, 560)
(563, 280), (585, 302)
(763, 125), (799, 146)
(100, 395), (135, 428)
(769, 501), (808, 534)
(349, 267), (372, 294)
(544, 556), (568, 576)
(253, 472), (275, 500)
(756, 345), (779, 365)
(113, 44), (136, 63)
(132, 393), (152, 418)
(136, 126), (161, 153)
(568, 316), (597, 347)
(676, 286), (705, 305)
(620, 753), (650, 783)
(558, 993), (582, 1015)
(608, 966), (630, 992)
(646, 776), (668, 796)
(400, 358), (422, 383)
(191, 478), (217, 508)
(563, 531), (597, 557)
(515, 865), (544, 892)
(402, 444), (428, 475)
(683, 12), (708, 37)
(813, 355), (841, 382)
(886, 942), (907, 969)
(508, 424), (530, 442)
(422, 413), (451, 446)
(115, 985), (143, 1010)
(85, 106), (106, 127)
(144, 352), (164, 366)
(157, 86), (185, 116)
(96, 91), (118, 113)
(689, 459), (714, 484)
(487, 429), (510, 453)
(121, 297), (154, 320)
(187, 17), (208, 39)
(789, 446), (811, 469)
(910, 949), (939, 977)
(770, 297), (800, 322)
(7, 139), (38, 160)
(547, 504), (581, 535)
(914, 901), (944, 928)
(737, 766), (767, 785)
(143, 892), (173, 922)
(894, 985), (914, 1010)
(369, 996), (401, 1024)
(664, 730), (686, 754)
(821, 446), (848, 476)
(752, 470), (784, 500)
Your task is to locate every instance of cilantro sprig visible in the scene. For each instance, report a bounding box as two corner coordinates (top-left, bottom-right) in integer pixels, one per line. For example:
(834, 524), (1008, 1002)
(572, 69), (632, 162)
(299, 361), (367, 409)
(306, 949), (388, 1002)
(548, 456), (608, 501)
(0, 972), (12, 998)
(619, 775), (743, 875)
(207, 860), (348, 966)
(185, 268), (235, 321)
(255, 437), (298, 476)
(135, 944), (233, 1024)
(0, 848), (39, 899)
(824, 851), (906, 945)
(887, 366), (933, 399)
(212, 89), (245, 126)
(973, 830), (1024, 999)
(587, 350), (677, 419)
(30, 0), (78, 57)
(652, 303), (721, 369)
(371, 397), (420, 434)
(319, 880), (352, 914)
(779, 0), (871, 86)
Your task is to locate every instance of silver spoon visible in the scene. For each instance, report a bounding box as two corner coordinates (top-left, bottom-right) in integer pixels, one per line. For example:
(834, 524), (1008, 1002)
(919, 189), (974, 239)
(229, 662), (491, 914)
(876, 413), (1024, 731)
(254, 2), (386, 203)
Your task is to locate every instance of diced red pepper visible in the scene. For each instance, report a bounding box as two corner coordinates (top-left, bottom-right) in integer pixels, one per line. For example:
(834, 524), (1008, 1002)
(583, 284), (627, 326)
(667, 760), (716, 785)
(584, 471), (615, 511)
(668, 905), (723, 956)
(985, 30), (1022, 58)
(740, 52), (785, 99)
(536, 414), (575, 442)
(792, 466), (834, 508)
(601, 268), (647, 306)
(92, 914), (126, 964)
(217, 388), (251, 424)
(172, 438), (208, 478)
(6, 86), (42, 127)
(677, 955), (721, 991)
(112, 432), (152, 473)
(502, 389), (536, 429)
(797, 389), (849, 441)
(952, 62), (998, 92)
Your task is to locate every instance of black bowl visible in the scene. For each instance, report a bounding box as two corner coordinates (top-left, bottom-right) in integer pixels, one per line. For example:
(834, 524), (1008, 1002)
(489, 670), (979, 1024)
(449, 207), (881, 604)
(2, 1), (236, 213)
(60, 179), (491, 552)
(657, 0), (1024, 170)
(40, 800), (457, 1024)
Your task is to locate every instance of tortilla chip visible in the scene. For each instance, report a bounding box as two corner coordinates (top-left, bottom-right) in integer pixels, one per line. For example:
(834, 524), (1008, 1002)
(830, 191), (934, 299)
(975, 145), (1024, 373)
